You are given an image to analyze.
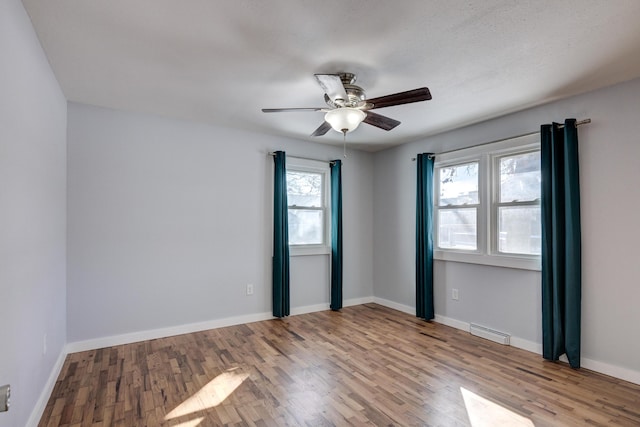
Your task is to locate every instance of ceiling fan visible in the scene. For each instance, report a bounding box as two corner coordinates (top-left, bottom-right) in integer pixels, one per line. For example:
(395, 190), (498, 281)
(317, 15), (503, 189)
(262, 73), (432, 137)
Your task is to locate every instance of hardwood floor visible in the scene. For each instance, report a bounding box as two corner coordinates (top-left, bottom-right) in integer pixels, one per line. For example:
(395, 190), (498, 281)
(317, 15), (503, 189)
(40, 304), (640, 426)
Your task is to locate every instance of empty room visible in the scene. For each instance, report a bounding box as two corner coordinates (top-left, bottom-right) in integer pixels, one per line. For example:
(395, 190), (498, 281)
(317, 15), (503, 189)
(2, 1), (640, 426)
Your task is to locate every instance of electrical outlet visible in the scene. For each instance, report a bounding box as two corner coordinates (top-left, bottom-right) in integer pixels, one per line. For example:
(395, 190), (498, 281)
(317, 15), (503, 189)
(452, 289), (459, 301)
(0, 384), (10, 412)
(246, 284), (254, 296)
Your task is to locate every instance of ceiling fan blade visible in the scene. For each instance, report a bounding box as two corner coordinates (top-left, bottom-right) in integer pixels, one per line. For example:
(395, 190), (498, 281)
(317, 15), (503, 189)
(367, 87), (432, 110)
(262, 108), (324, 113)
(314, 74), (348, 102)
(364, 111), (401, 131)
(311, 121), (332, 137)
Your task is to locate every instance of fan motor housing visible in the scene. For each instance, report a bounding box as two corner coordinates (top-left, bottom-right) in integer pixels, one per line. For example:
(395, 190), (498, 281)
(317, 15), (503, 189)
(343, 84), (366, 106)
(332, 72), (366, 107)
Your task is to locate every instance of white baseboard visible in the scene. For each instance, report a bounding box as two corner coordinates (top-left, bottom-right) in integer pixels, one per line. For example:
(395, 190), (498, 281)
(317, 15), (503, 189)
(510, 336), (542, 354)
(434, 314), (543, 355)
(67, 297), (375, 354)
(344, 296), (375, 307)
(290, 303), (330, 316)
(372, 297), (415, 315)
(434, 314), (470, 332)
(338, 299), (640, 386)
(419, 312), (640, 386)
(557, 354), (640, 385)
(26, 348), (67, 427)
(581, 358), (640, 386)
(290, 297), (375, 316)
(66, 311), (275, 353)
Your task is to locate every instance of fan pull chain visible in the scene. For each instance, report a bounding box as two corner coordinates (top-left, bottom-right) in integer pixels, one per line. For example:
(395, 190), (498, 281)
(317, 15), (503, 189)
(342, 130), (348, 158)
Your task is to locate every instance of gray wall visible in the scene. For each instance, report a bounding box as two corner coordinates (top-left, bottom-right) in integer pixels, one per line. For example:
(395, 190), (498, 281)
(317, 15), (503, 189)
(0, 1), (68, 426)
(5, 6), (640, 424)
(373, 77), (640, 375)
(66, 103), (374, 342)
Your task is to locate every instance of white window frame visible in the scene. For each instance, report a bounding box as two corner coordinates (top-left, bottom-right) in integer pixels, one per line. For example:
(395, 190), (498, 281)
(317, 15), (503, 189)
(286, 157), (331, 256)
(434, 133), (541, 270)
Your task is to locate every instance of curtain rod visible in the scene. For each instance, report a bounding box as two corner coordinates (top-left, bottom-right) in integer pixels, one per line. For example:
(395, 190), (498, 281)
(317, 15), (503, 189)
(411, 118), (591, 161)
(268, 152), (337, 165)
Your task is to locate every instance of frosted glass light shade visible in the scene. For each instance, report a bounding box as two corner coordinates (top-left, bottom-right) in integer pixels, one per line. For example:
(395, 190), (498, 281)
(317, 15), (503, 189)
(324, 108), (366, 133)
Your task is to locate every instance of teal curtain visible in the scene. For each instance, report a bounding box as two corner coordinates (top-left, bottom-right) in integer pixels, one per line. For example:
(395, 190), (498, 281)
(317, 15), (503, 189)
(416, 153), (435, 320)
(330, 160), (343, 311)
(272, 151), (290, 318)
(541, 119), (581, 368)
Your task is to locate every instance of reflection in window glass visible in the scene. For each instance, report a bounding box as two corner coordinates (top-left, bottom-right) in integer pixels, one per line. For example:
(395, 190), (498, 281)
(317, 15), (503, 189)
(288, 209), (323, 245)
(439, 162), (479, 206)
(438, 208), (477, 250)
(287, 171), (322, 207)
(498, 206), (541, 254)
(499, 152), (540, 202)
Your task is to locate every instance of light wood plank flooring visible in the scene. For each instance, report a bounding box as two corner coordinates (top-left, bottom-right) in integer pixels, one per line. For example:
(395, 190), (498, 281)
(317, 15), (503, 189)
(40, 304), (640, 426)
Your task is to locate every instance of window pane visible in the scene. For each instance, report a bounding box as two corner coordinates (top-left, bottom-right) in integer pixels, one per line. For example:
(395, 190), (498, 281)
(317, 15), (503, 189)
(498, 206), (541, 254)
(439, 162), (479, 206)
(438, 208), (477, 250)
(500, 152), (540, 202)
(288, 209), (323, 245)
(287, 171), (322, 207)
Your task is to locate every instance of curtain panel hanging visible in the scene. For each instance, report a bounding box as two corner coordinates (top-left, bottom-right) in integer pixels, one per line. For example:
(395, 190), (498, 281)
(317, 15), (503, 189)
(540, 119), (582, 368)
(330, 160), (343, 311)
(416, 153), (435, 320)
(272, 151), (290, 318)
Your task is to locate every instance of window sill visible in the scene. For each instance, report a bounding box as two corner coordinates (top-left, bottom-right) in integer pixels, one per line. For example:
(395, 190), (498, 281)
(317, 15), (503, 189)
(290, 245), (331, 257)
(434, 250), (541, 271)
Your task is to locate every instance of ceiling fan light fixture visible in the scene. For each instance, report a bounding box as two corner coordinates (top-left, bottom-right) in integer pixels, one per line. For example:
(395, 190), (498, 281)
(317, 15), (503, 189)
(262, 73), (431, 137)
(324, 108), (366, 134)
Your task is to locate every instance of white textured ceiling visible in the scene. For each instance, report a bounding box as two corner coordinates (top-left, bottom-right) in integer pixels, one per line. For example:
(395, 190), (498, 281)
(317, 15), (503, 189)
(22, 0), (640, 151)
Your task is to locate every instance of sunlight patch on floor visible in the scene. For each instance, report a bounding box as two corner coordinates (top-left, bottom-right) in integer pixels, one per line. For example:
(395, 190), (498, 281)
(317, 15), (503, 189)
(165, 368), (249, 421)
(460, 387), (535, 427)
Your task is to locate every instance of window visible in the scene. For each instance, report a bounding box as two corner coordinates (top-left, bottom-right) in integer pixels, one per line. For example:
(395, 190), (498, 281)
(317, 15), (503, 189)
(434, 133), (541, 270)
(437, 161), (480, 250)
(286, 158), (330, 256)
(494, 151), (541, 255)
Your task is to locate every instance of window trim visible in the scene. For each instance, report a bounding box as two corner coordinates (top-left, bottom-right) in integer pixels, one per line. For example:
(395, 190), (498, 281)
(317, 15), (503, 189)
(433, 133), (541, 271)
(286, 157), (331, 257)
